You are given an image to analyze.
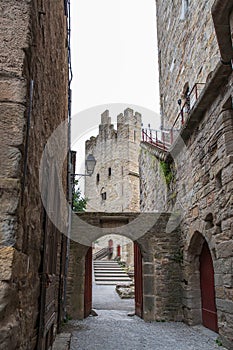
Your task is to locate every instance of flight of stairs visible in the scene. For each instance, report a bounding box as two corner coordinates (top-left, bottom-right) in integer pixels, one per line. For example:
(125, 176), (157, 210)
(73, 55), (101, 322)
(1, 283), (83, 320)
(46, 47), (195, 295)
(93, 260), (132, 285)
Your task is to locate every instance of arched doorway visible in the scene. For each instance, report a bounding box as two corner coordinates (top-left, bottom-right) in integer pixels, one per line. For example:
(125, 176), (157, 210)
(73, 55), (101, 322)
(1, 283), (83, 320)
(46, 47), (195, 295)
(199, 241), (218, 332)
(185, 231), (218, 332)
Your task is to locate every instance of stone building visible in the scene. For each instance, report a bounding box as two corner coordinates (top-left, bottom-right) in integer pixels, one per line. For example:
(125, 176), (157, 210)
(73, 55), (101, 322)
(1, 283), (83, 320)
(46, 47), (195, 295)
(0, 1), (70, 349)
(140, 0), (233, 348)
(85, 108), (141, 213)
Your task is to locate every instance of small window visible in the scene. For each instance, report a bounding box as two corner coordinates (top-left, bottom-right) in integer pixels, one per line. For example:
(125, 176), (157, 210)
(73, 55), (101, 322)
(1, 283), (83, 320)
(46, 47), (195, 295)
(134, 130), (137, 142)
(180, 0), (189, 20)
(96, 173), (100, 184)
(216, 170), (222, 189)
(101, 192), (107, 200)
(108, 167), (111, 177)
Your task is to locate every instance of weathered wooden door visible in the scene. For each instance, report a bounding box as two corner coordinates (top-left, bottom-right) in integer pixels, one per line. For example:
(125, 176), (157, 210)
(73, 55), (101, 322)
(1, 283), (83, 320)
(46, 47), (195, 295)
(134, 242), (143, 318)
(200, 241), (218, 332)
(84, 247), (92, 318)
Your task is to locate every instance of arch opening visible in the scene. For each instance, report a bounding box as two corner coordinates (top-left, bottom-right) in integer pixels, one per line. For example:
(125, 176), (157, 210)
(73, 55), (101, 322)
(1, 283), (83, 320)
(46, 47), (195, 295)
(83, 234), (144, 319)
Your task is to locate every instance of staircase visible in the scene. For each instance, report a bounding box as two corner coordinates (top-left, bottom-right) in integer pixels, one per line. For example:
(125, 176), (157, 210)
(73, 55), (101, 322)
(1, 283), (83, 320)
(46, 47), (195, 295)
(93, 260), (132, 285)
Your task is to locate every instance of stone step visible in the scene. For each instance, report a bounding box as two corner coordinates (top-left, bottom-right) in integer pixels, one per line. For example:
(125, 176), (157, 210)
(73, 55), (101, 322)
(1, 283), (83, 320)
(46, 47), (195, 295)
(95, 281), (130, 285)
(93, 260), (132, 285)
(94, 263), (120, 267)
(95, 275), (131, 280)
(95, 273), (128, 277)
(94, 266), (122, 269)
(94, 260), (119, 266)
(95, 278), (132, 284)
(94, 268), (125, 273)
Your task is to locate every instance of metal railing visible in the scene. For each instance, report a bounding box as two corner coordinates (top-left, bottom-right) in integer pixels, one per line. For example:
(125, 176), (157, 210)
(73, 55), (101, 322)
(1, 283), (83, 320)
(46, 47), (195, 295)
(170, 83), (205, 144)
(142, 128), (171, 151)
(142, 83), (205, 150)
(93, 247), (109, 260)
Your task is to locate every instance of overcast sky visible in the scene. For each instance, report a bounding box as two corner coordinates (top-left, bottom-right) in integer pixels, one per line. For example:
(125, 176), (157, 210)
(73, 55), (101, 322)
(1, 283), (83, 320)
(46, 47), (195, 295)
(70, 0), (160, 180)
(71, 0), (159, 115)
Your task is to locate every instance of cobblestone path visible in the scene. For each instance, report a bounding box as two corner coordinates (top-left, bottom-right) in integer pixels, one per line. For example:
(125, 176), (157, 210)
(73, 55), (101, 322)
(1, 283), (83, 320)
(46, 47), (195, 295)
(69, 309), (225, 350)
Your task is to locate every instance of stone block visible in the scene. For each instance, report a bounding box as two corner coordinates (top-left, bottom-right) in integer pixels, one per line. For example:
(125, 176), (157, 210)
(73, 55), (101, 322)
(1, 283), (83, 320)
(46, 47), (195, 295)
(0, 216), (17, 246)
(143, 296), (155, 321)
(0, 78), (26, 104)
(216, 299), (233, 313)
(0, 104), (26, 147)
(217, 241), (233, 258)
(0, 247), (14, 280)
(143, 263), (154, 275)
(0, 146), (22, 178)
(143, 275), (154, 295)
(192, 206), (199, 218)
(223, 274), (233, 288)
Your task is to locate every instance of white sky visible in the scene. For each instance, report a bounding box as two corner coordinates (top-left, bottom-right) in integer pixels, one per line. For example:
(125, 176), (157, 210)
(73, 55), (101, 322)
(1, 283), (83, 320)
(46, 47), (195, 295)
(70, 0), (160, 184)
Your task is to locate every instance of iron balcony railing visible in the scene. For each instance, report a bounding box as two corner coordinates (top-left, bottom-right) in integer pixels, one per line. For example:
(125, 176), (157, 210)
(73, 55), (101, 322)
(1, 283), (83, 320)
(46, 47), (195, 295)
(142, 82), (205, 150)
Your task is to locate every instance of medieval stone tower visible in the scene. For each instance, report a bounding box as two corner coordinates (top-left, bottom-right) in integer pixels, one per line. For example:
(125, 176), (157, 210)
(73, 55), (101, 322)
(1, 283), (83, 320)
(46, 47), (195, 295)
(85, 108), (141, 212)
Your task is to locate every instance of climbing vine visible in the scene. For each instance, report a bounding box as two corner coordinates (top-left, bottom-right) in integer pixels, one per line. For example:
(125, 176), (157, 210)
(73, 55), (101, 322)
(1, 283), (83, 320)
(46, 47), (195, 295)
(159, 161), (173, 186)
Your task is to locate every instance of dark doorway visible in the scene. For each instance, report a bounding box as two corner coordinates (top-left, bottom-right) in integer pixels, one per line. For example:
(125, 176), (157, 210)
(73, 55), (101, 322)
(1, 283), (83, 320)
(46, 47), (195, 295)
(200, 241), (218, 332)
(134, 242), (143, 318)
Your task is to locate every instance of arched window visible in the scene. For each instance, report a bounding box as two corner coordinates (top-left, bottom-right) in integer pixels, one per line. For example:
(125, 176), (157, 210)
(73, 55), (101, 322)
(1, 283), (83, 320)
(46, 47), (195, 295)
(100, 187), (107, 200)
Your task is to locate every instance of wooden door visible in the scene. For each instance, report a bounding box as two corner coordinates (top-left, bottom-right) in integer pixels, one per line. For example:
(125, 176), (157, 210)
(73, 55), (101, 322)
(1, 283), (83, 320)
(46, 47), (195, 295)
(84, 247), (92, 318)
(200, 241), (218, 332)
(134, 242), (143, 318)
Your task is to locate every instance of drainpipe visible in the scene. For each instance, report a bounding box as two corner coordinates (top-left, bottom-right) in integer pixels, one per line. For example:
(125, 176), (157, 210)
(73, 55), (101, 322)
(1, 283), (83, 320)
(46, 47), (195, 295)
(211, 0), (233, 65)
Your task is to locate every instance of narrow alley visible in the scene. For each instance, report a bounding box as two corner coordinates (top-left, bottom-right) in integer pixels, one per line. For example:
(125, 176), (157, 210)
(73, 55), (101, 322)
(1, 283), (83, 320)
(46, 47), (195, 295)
(1, 1), (233, 349)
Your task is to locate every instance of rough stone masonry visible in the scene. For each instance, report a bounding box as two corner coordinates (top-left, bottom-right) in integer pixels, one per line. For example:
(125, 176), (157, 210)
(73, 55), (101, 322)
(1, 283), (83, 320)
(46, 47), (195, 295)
(139, 0), (233, 348)
(0, 1), (69, 349)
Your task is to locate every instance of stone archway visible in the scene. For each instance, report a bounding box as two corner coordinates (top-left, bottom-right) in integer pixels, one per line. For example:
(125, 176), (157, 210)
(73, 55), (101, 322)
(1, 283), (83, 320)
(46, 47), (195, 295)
(67, 212), (182, 322)
(183, 230), (218, 331)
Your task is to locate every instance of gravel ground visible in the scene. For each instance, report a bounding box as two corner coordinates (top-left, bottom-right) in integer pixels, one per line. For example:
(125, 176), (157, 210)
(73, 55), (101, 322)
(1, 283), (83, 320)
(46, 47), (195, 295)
(69, 309), (225, 350)
(93, 284), (134, 311)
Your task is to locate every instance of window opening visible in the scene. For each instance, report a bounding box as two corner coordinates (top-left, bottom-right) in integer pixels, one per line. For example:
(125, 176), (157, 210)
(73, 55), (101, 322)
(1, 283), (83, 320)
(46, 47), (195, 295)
(180, 0), (189, 20)
(101, 192), (107, 200)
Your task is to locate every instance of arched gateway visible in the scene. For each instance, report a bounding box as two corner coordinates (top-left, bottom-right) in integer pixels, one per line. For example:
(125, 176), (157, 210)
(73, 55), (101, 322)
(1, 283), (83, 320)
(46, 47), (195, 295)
(66, 212), (182, 322)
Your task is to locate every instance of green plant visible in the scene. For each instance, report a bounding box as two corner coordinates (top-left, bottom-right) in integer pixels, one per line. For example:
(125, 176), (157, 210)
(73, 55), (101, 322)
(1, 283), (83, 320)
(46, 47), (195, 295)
(172, 250), (183, 264)
(215, 337), (222, 346)
(72, 180), (88, 212)
(159, 161), (173, 186)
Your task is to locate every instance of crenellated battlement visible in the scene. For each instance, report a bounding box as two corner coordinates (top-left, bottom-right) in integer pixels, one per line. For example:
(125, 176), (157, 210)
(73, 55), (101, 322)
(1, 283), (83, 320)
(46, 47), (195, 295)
(86, 108), (142, 151)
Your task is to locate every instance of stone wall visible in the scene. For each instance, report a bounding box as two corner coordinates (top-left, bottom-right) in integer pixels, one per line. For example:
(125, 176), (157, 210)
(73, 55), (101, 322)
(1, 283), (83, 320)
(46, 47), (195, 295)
(139, 143), (168, 212)
(0, 1), (68, 349)
(85, 109), (141, 212)
(156, 0), (219, 127)
(146, 1), (233, 347)
(139, 69), (233, 348)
